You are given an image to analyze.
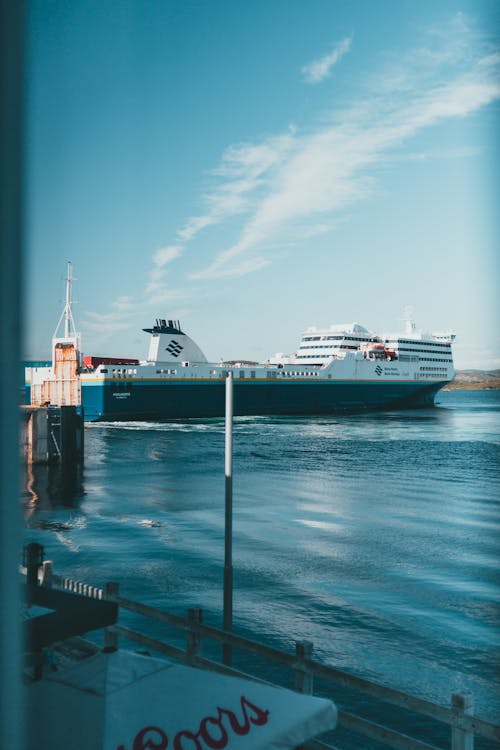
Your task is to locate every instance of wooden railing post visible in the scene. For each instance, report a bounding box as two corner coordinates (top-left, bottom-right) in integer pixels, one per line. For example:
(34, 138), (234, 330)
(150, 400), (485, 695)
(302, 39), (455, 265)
(186, 608), (203, 665)
(103, 581), (120, 651)
(451, 691), (474, 750)
(294, 640), (314, 695)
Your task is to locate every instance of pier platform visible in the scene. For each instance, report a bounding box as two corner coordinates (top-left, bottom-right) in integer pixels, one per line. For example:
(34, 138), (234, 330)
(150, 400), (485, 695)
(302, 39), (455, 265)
(21, 404), (84, 466)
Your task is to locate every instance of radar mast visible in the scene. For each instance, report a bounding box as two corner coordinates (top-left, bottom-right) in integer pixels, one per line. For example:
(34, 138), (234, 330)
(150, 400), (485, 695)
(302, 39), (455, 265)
(52, 261), (81, 365)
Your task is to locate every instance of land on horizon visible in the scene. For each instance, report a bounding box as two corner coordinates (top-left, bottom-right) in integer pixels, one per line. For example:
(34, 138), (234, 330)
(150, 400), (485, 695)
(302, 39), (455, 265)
(445, 369), (500, 390)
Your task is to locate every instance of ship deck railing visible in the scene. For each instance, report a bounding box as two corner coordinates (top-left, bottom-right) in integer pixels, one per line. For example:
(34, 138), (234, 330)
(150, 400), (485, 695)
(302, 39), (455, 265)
(27, 562), (500, 750)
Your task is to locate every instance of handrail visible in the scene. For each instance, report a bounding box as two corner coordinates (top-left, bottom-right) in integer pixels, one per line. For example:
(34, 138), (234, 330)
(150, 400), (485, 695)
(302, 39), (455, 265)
(38, 568), (500, 749)
(105, 590), (499, 742)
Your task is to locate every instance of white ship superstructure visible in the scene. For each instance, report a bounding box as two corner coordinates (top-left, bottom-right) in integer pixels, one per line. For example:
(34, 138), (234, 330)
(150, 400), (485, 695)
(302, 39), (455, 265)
(382, 317), (455, 381)
(270, 318), (455, 382)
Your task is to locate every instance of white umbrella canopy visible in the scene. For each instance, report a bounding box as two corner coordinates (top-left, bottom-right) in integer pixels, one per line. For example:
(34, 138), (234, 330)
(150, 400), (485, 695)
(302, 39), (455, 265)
(26, 649), (337, 750)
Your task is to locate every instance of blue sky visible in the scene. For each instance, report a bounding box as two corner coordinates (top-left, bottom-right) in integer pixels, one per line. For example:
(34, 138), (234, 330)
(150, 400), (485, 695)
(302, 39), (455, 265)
(26, 0), (499, 368)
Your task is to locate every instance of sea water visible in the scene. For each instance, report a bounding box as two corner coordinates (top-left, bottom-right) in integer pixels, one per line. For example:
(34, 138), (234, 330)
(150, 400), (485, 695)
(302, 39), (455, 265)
(23, 390), (500, 746)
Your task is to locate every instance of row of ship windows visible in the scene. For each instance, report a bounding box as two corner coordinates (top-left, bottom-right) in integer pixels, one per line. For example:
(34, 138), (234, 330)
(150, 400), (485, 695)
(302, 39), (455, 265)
(397, 347), (452, 354)
(297, 354), (356, 359)
(297, 354), (338, 359)
(420, 367), (448, 372)
(303, 337), (453, 348)
(157, 368), (233, 377)
(103, 368), (138, 376)
(399, 362), (453, 365)
(151, 369), (320, 379)
(386, 339), (451, 348)
(300, 345), (452, 356)
(297, 346), (361, 357)
(299, 344), (357, 350)
(232, 370), (319, 379)
(302, 335), (367, 342)
(297, 353), (452, 364)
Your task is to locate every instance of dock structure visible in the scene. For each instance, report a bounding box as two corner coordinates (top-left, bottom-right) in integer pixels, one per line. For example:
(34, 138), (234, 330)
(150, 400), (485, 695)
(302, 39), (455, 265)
(22, 263), (85, 467)
(26, 262), (82, 410)
(22, 404), (83, 466)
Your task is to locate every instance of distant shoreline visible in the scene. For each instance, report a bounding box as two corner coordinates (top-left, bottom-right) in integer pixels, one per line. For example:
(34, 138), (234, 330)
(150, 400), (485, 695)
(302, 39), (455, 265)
(443, 370), (500, 391)
(444, 382), (500, 390)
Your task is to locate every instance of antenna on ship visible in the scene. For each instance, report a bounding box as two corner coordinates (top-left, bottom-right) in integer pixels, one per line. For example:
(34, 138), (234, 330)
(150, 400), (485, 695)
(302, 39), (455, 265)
(53, 261), (77, 340)
(402, 306), (416, 335)
(52, 261), (81, 365)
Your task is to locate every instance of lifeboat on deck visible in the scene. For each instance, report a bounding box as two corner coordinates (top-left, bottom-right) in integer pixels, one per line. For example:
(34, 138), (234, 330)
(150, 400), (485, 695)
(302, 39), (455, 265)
(361, 342), (386, 360)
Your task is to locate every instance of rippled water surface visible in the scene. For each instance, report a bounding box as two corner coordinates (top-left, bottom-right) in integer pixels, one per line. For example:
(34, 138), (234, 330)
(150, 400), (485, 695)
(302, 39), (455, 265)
(23, 390), (500, 743)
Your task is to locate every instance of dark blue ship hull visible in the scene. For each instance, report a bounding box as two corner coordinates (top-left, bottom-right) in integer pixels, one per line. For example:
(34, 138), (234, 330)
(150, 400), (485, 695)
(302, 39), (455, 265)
(81, 378), (448, 421)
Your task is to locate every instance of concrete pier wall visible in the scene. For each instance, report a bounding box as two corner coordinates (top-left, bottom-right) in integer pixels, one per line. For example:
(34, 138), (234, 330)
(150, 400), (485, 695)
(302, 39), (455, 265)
(22, 405), (84, 466)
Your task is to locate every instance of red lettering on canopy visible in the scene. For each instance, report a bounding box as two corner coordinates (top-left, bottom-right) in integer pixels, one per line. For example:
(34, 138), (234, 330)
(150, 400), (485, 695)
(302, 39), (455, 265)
(217, 695), (270, 736)
(117, 695), (270, 750)
(132, 726), (168, 750)
(198, 716), (228, 749)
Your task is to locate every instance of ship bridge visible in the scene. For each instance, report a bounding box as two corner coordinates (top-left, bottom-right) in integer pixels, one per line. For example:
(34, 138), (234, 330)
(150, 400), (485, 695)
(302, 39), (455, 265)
(293, 323), (374, 365)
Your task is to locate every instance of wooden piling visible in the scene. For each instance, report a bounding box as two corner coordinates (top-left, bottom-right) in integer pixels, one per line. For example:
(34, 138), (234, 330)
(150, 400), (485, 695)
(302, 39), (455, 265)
(186, 608), (203, 665)
(294, 640), (314, 695)
(451, 692), (474, 750)
(103, 581), (120, 652)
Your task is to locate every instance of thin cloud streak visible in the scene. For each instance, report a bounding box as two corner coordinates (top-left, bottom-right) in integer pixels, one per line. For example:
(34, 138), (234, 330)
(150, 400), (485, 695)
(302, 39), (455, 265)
(83, 310), (133, 335)
(146, 244), (184, 297)
(111, 296), (134, 311)
(153, 244), (183, 268)
(176, 131), (296, 243)
(192, 61), (499, 279)
(301, 36), (352, 84)
(147, 16), (499, 284)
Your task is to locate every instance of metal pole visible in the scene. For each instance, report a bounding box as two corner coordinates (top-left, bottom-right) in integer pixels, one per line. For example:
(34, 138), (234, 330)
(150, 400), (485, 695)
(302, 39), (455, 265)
(223, 371), (233, 665)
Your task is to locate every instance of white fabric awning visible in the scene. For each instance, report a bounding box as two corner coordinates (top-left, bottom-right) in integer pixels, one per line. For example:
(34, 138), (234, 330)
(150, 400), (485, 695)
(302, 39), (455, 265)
(26, 649), (337, 749)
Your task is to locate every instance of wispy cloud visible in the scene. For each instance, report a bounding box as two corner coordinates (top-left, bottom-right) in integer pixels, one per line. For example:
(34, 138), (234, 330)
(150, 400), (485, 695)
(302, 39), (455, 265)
(479, 51), (500, 68)
(145, 287), (188, 306)
(83, 310), (133, 335)
(189, 22), (499, 280)
(152, 244), (183, 268)
(145, 243), (184, 298)
(141, 15), (499, 286)
(83, 308), (135, 349)
(301, 36), (352, 84)
(82, 244), (188, 345)
(111, 296), (133, 311)
(176, 131), (297, 244)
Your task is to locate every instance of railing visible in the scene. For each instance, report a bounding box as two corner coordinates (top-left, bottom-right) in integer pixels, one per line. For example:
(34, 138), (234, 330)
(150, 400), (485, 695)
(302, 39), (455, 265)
(38, 563), (499, 750)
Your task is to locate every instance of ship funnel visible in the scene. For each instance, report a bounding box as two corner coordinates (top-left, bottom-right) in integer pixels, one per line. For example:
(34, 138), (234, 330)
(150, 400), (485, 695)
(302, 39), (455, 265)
(143, 319), (207, 364)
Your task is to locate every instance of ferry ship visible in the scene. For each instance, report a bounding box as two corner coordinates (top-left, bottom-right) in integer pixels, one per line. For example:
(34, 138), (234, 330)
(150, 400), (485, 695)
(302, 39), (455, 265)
(26, 267), (456, 421)
(79, 319), (456, 421)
